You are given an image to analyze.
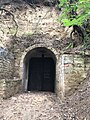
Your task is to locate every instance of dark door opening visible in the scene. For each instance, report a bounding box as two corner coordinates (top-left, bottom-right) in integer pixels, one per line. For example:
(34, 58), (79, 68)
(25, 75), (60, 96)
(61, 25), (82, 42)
(27, 57), (55, 92)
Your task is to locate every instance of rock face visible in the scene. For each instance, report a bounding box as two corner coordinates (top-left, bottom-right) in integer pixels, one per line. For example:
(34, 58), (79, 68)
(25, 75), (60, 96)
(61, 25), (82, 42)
(0, 47), (14, 79)
(0, 79), (22, 98)
(62, 53), (90, 96)
(26, 0), (59, 5)
(0, 0), (90, 99)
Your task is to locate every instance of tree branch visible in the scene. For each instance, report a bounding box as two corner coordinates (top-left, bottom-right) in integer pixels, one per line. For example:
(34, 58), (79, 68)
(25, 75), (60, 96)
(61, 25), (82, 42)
(0, 8), (18, 36)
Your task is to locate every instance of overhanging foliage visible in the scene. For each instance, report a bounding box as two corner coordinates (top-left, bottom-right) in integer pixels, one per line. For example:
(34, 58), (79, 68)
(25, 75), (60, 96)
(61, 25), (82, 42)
(58, 0), (90, 26)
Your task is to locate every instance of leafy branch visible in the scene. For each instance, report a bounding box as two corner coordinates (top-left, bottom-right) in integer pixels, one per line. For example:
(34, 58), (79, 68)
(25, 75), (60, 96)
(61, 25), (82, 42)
(57, 0), (90, 48)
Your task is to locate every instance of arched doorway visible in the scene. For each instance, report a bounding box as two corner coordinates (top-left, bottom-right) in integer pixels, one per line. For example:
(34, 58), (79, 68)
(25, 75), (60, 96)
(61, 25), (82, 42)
(23, 47), (56, 92)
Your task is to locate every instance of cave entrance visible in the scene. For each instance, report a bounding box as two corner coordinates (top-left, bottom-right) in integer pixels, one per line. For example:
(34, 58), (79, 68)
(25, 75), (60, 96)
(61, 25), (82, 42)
(24, 47), (56, 92)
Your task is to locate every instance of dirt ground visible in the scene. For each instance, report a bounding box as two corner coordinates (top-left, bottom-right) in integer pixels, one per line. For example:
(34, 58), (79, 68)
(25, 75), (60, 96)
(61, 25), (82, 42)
(0, 92), (63, 120)
(0, 71), (90, 120)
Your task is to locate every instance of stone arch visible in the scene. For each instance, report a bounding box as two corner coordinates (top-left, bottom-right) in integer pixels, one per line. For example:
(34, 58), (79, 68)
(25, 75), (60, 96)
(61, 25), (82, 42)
(20, 44), (60, 93)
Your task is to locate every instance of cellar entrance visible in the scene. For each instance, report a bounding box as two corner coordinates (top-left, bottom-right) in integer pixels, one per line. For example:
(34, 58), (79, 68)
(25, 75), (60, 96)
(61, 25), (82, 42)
(27, 47), (56, 92)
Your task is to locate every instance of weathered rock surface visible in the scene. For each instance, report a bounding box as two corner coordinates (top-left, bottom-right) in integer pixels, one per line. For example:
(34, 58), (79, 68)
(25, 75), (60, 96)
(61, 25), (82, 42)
(0, 47), (14, 79)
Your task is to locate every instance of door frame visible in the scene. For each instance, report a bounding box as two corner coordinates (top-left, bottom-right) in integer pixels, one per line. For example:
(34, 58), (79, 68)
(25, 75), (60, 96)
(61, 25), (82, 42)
(20, 45), (61, 96)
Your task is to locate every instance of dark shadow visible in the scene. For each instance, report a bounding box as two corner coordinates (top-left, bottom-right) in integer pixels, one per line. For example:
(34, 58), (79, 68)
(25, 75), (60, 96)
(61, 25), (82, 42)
(25, 0), (59, 6)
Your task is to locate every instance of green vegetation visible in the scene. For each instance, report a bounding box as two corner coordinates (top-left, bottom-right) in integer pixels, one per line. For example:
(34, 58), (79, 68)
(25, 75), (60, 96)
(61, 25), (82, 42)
(58, 0), (90, 49)
(58, 0), (90, 26)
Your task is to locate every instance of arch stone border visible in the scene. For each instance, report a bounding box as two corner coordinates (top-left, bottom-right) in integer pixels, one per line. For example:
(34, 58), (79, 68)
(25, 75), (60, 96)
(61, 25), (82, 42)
(20, 44), (59, 78)
(20, 44), (62, 97)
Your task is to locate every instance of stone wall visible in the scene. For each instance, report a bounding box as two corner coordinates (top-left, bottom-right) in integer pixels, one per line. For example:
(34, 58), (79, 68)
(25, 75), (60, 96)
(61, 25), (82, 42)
(0, 79), (22, 99)
(60, 51), (90, 96)
(0, 0), (72, 49)
(13, 35), (61, 78)
(0, 0), (90, 99)
(0, 48), (90, 99)
(0, 0), (69, 79)
(0, 47), (14, 79)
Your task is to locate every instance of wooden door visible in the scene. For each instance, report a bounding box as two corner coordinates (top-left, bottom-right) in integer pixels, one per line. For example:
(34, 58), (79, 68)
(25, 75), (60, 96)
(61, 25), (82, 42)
(42, 58), (55, 92)
(28, 57), (55, 92)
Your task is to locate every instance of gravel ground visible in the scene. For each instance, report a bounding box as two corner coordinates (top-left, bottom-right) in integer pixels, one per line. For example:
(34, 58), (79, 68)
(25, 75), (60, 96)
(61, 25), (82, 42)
(0, 92), (63, 120)
(0, 71), (90, 120)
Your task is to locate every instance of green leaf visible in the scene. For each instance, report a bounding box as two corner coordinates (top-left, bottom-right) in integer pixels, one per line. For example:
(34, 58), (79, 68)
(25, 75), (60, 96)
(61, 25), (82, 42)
(58, 0), (90, 27)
